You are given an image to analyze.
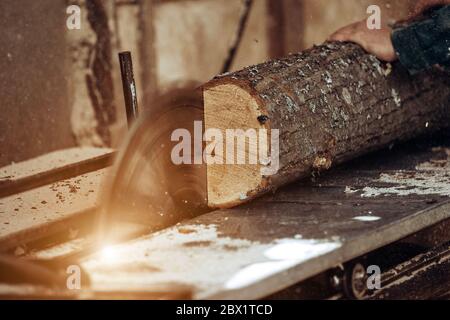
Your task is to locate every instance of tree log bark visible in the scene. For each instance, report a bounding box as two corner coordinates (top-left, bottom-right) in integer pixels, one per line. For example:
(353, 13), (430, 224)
(203, 42), (450, 208)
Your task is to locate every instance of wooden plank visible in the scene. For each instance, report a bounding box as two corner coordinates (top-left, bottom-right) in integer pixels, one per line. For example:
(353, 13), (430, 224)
(0, 169), (106, 253)
(0, 148), (113, 198)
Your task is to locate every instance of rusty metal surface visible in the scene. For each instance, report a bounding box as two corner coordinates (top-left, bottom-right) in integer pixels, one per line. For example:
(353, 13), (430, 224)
(369, 241), (450, 300)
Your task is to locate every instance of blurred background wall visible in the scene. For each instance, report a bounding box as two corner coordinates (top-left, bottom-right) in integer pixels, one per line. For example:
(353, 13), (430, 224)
(0, 0), (73, 167)
(0, 0), (415, 166)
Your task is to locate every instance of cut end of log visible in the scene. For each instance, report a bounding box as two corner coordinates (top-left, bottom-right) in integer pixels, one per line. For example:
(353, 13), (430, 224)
(203, 83), (268, 208)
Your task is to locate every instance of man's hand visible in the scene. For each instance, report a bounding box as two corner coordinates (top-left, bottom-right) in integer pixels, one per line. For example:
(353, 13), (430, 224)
(328, 0), (450, 62)
(328, 21), (397, 62)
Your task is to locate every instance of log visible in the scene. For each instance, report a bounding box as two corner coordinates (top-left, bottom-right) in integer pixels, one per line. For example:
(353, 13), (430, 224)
(203, 42), (450, 208)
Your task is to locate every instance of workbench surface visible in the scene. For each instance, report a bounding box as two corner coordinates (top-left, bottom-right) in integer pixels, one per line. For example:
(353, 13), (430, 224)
(1, 141), (450, 299)
(27, 137), (450, 299)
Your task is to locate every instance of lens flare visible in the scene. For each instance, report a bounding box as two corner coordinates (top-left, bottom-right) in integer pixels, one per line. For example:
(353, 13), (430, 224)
(100, 246), (119, 264)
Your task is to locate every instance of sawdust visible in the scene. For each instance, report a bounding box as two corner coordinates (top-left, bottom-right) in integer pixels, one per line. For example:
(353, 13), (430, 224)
(0, 170), (105, 240)
(81, 224), (341, 298)
(353, 216), (381, 222)
(346, 148), (450, 198)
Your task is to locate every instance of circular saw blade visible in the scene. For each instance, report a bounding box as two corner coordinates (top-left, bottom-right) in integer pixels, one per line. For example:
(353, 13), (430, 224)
(98, 87), (208, 242)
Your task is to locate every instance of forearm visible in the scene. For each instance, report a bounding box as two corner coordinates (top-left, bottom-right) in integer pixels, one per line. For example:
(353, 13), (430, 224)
(392, 5), (450, 74)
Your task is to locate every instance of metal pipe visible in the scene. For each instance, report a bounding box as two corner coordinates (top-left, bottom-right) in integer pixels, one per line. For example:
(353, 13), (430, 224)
(119, 51), (139, 128)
